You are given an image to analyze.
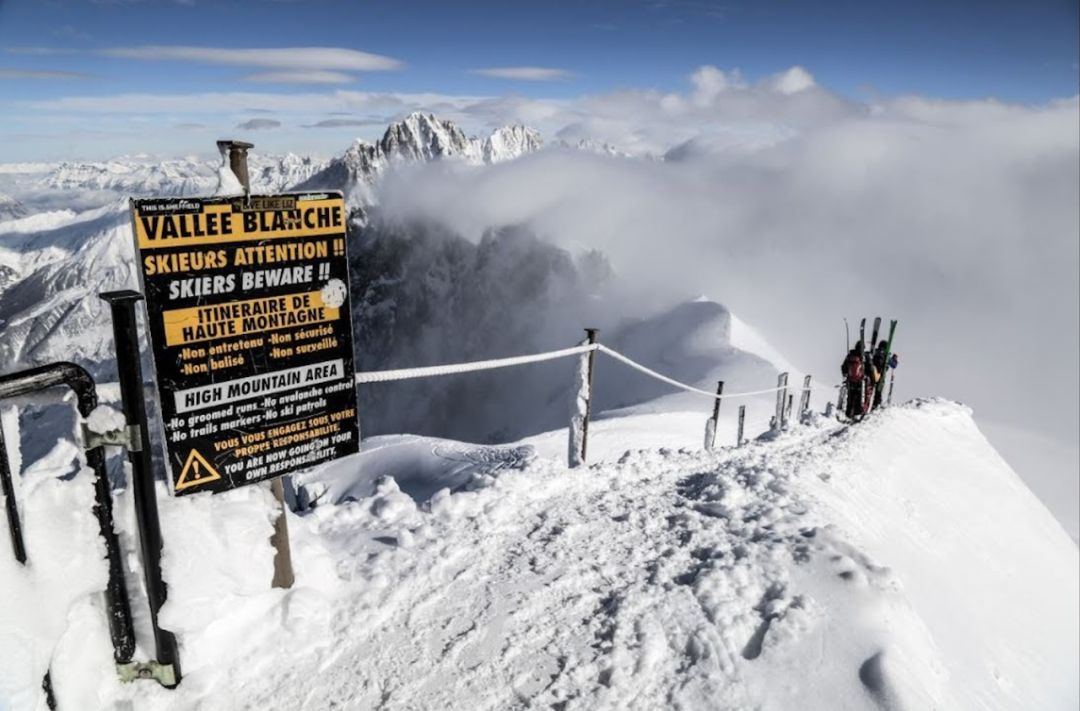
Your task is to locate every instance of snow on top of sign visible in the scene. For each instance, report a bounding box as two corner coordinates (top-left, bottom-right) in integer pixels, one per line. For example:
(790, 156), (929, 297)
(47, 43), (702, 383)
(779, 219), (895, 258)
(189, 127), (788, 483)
(214, 145), (245, 197)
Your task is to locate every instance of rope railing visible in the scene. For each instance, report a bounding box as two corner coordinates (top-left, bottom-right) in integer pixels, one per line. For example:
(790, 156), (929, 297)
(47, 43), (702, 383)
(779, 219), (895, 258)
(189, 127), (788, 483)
(355, 341), (836, 398)
(597, 345), (794, 400)
(354, 343), (599, 384)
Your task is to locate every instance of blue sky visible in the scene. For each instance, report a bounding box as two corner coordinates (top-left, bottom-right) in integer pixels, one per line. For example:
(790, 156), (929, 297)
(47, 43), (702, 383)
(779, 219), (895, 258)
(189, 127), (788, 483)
(0, 0), (1076, 160)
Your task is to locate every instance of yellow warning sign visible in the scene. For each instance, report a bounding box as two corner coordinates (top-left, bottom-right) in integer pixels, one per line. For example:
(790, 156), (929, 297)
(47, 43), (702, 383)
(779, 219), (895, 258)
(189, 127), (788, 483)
(175, 448), (223, 492)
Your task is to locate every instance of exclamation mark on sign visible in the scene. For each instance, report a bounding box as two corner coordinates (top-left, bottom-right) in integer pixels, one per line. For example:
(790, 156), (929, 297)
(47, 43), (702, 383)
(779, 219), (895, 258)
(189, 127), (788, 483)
(318, 263), (330, 280)
(333, 238), (345, 257)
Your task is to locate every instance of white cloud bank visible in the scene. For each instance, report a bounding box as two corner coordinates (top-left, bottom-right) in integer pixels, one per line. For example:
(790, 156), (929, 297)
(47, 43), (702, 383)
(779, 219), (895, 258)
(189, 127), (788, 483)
(373, 67), (1080, 525)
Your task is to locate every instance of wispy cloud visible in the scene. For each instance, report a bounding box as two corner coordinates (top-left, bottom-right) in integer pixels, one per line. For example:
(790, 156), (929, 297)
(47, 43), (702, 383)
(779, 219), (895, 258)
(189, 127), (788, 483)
(236, 118), (281, 130)
(101, 46), (403, 71)
(0, 68), (94, 80)
(304, 118), (382, 128)
(53, 25), (93, 41)
(245, 70), (356, 85)
(5, 47), (79, 56)
(20, 89), (486, 115)
(471, 67), (575, 81)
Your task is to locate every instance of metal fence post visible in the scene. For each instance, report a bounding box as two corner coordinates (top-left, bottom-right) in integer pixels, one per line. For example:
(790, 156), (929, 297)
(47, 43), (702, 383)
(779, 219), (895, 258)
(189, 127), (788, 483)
(737, 405), (746, 447)
(100, 291), (181, 686)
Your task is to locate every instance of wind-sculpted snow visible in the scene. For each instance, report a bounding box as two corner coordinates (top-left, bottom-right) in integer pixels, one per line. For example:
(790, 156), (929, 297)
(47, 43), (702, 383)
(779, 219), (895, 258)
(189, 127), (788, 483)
(3, 401), (1074, 709)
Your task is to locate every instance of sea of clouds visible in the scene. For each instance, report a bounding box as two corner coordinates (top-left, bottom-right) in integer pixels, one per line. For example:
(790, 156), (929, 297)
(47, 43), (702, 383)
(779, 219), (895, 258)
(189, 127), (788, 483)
(377, 66), (1080, 535)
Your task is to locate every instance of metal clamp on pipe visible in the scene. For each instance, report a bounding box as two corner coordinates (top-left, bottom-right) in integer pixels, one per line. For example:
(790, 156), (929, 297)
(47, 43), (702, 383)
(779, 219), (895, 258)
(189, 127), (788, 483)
(80, 423), (142, 452)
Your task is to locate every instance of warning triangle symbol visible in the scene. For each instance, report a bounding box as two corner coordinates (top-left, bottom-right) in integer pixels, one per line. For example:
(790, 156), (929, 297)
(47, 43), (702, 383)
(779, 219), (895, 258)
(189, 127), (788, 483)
(175, 448), (223, 492)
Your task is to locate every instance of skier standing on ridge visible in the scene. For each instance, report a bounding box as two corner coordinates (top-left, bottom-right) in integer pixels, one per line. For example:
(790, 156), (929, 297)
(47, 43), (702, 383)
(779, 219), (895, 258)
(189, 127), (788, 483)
(841, 341), (866, 421)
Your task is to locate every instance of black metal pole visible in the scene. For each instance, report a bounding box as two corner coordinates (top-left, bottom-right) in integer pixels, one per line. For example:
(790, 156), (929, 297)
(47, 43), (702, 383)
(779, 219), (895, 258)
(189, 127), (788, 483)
(0, 424), (26, 564)
(737, 405), (746, 446)
(100, 290), (181, 685)
(579, 328), (599, 465)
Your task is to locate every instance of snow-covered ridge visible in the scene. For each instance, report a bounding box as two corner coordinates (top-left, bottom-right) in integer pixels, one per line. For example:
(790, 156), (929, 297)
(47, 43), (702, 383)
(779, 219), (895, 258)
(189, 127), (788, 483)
(3, 399), (1075, 709)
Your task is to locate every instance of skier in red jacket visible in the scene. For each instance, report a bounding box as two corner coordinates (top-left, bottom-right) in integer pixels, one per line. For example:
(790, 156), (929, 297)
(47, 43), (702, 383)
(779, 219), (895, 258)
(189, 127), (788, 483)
(841, 342), (866, 420)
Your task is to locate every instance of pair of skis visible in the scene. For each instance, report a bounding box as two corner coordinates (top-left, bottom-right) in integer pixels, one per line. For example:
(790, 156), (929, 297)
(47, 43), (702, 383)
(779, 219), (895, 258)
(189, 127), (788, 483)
(853, 316), (898, 417)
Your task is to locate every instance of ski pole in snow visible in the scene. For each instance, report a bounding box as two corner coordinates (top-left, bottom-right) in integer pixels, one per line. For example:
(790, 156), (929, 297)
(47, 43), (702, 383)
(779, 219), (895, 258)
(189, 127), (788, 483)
(703, 380), (724, 451)
(737, 405), (746, 446)
(887, 371), (896, 406)
(568, 328), (599, 468)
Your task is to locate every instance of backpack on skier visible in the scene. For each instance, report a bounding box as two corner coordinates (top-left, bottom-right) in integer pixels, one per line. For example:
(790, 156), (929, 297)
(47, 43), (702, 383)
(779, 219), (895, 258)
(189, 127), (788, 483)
(842, 349), (864, 383)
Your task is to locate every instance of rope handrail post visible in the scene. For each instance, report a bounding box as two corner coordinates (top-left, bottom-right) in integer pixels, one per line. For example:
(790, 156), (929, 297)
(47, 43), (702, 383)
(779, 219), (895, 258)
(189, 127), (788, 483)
(703, 380), (723, 451)
(799, 375), (812, 422)
(771, 372), (789, 431)
(568, 329), (599, 468)
(737, 405), (746, 447)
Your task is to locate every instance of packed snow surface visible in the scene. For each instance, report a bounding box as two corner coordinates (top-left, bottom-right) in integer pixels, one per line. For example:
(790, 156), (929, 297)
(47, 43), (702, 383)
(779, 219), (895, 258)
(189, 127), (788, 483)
(1, 400), (1076, 710)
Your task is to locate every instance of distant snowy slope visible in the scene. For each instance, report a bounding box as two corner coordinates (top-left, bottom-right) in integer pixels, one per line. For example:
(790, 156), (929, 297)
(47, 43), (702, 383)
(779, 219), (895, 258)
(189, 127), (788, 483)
(34, 153), (326, 198)
(3, 400), (1074, 710)
(0, 192), (27, 222)
(0, 203), (135, 370)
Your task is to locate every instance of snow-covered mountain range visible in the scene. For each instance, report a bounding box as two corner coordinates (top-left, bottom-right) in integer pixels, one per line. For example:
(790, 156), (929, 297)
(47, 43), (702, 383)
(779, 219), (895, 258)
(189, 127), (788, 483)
(18, 152), (326, 199)
(0, 113), (545, 220)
